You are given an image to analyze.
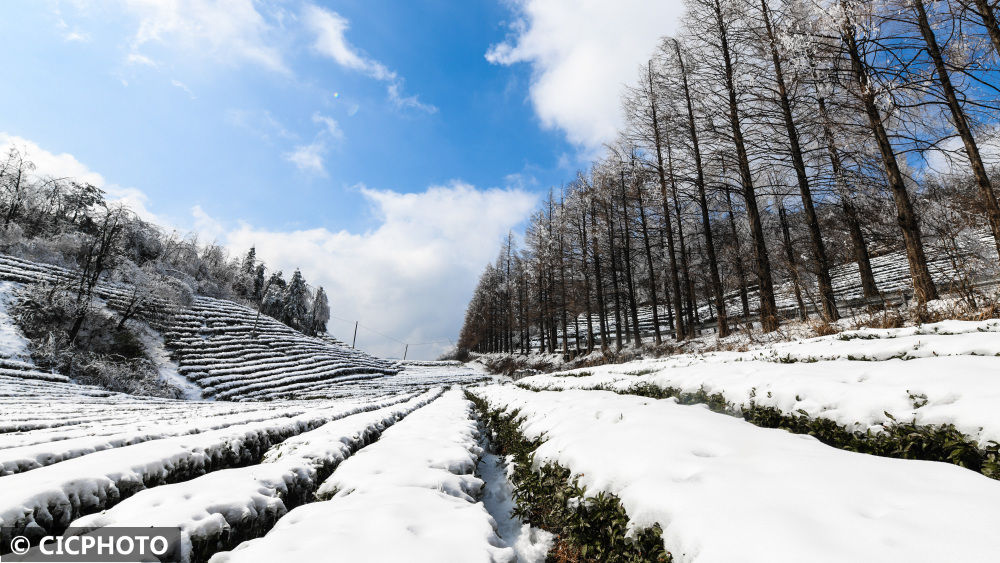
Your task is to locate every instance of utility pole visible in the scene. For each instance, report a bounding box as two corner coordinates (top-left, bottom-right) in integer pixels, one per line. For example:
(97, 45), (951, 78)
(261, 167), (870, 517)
(403, 344), (408, 361)
(351, 321), (358, 348)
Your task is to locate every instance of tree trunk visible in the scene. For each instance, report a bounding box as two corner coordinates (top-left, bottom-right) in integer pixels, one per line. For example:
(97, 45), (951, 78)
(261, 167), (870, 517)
(580, 210), (595, 352)
(779, 204), (808, 320)
(725, 186), (752, 318)
(634, 167), (662, 344)
(712, 0), (779, 331)
(591, 200), (610, 351)
(603, 200), (625, 350)
(972, 0), (1000, 57)
(914, 0), (1000, 264)
(840, 6), (938, 303)
(671, 169), (697, 336)
(809, 55), (880, 301)
(618, 170), (643, 346)
(537, 266), (546, 354)
(674, 39), (729, 337)
(843, 199), (879, 299)
(558, 210), (570, 357)
(646, 62), (686, 341)
(760, 0), (838, 320)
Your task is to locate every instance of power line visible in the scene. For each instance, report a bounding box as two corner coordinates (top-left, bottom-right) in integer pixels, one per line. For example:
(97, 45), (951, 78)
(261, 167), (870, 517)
(327, 314), (453, 350)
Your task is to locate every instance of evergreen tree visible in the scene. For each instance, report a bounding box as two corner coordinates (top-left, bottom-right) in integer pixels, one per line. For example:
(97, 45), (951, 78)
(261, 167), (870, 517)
(282, 269), (310, 331)
(233, 247), (257, 299)
(309, 286), (331, 336)
(262, 271), (286, 318)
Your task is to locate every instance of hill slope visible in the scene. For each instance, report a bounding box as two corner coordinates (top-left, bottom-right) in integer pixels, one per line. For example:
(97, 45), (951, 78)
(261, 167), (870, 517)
(0, 253), (400, 400)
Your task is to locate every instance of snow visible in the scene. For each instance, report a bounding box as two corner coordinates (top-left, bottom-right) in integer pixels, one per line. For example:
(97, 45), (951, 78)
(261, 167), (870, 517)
(316, 389), (484, 501)
(0, 394), (415, 537)
(0, 253), (404, 400)
(136, 326), (203, 400)
(519, 319), (1000, 445)
(0, 281), (32, 361)
(212, 390), (515, 563)
(477, 450), (554, 563)
(69, 389), (443, 562)
(0, 403), (316, 475)
(0, 245), (996, 561)
(473, 385), (1000, 563)
(211, 488), (513, 563)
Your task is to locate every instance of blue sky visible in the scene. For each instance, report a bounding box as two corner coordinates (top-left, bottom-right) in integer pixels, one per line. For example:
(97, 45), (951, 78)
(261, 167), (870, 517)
(0, 0), (683, 359)
(2, 1), (574, 230)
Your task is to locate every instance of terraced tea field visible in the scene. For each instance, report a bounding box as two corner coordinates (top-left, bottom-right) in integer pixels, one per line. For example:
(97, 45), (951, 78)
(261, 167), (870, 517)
(3, 320), (1000, 561)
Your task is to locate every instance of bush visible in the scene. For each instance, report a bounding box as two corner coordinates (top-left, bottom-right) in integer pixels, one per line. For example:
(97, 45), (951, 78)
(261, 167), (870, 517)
(11, 283), (183, 398)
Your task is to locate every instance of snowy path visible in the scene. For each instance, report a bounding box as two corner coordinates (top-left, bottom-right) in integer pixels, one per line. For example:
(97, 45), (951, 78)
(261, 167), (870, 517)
(477, 442), (554, 562)
(473, 385), (1000, 563)
(212, 389), (515, 563)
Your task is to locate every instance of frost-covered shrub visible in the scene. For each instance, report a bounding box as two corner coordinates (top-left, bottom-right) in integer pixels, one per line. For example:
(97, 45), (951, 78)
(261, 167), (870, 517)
(11, 283), (182, 398)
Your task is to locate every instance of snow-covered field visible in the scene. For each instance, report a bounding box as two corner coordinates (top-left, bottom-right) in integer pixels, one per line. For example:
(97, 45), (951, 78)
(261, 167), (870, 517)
(473, 385), (1000, 563)
(0, 249), (997, 561)
(517, 319), (1000, 446)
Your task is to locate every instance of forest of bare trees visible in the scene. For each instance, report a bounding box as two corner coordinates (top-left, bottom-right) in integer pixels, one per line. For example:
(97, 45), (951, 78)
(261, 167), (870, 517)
(458, 0), (1000, 355)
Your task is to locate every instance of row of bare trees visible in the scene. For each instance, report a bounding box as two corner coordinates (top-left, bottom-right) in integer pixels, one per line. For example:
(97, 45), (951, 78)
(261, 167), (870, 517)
(458, 0), (1000, 355)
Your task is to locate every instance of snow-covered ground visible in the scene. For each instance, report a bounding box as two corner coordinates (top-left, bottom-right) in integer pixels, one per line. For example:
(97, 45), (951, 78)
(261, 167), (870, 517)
(473, 385), (1000, 563)
(0, 253), (402, 400)
(518, 319), (1000, 446)
(477, 438), (554, 562)
(70, 389), (444, 562)
(1, 314), (998, 561)
(212, 390), (517, 563)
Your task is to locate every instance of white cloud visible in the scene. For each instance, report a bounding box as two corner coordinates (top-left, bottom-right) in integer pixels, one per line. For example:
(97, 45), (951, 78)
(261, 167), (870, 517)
(208, 182), (538, 359)
(191, 204), (225, 241)
(126, 52), (157, 67)
(387, 82), (438, 115)
(312, 113), (343, 140)
(487, 0), (684, 150)
(171, 79), (197, 99)
(281, 113), (346, 175)
(283, 141), (327, 176)
(0, 133), (539, 360)
(64, 31), (91, 42)
(302, 3), (436, 113)
(123, 0), (287, 73)
(924, 131), (1000, 176)
(0, 133), (105, 186)
(54, 14), (91, 42)
(303, 5), (393, 80)
(225, 108), (294, 141)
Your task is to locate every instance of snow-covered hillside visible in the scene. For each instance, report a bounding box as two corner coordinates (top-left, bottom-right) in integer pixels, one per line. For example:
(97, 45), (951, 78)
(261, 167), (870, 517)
(562, 231), (999, 343)
(0, 253), (407, 400)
